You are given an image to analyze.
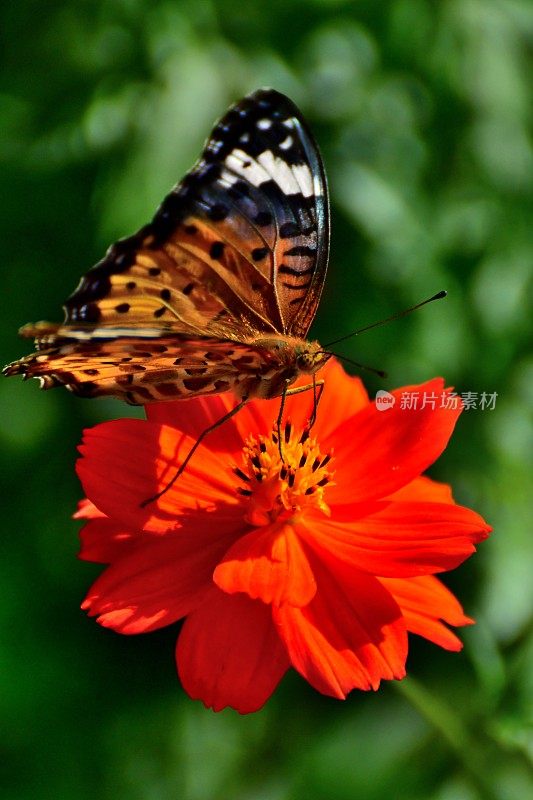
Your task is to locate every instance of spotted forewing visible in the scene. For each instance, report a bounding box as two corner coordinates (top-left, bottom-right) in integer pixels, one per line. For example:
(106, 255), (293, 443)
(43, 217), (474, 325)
(4, 89), (330, 404)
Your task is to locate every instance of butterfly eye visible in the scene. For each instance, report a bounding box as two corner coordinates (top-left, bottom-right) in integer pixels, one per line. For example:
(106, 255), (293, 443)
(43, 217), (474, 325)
(296, 352), (315, 372)
(296, 347), (331, 374)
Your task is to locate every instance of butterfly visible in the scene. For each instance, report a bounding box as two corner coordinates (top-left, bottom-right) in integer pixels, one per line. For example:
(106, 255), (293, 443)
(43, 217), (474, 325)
(4, 89), (332, 493)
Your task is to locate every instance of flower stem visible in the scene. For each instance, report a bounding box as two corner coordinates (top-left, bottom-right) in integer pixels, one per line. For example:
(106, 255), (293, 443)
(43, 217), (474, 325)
(395, 676), (500, 800)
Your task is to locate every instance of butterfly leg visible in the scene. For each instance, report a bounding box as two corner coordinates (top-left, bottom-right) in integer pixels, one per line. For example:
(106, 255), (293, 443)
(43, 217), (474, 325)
(275, 378), (326, 460)
(275, 382), (291, 463)
(306, 374), (325, 430)
(285, 378), (326, 398)
(140, 397), (249, 507)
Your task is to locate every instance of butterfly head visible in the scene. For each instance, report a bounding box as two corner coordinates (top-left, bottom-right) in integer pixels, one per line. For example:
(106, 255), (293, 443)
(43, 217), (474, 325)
(295, 341), (331, 375)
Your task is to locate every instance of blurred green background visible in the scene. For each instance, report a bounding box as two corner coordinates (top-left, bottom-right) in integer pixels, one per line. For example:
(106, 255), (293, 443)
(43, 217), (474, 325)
(1, 1), (532, 798)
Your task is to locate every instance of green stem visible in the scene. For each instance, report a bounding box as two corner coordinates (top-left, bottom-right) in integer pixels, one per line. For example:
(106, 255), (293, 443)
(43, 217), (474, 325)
(395, 676), (499, 800)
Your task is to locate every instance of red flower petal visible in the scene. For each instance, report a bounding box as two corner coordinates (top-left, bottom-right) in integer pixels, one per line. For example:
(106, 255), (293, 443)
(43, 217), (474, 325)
(77, 419), (242, 533)
(146, 388), (317, 454)
(389, 476), (454, 504)
(81, 523), (239, 634)
(177, 589), (290, 713)
(325, 379), (462, 504)
(78, 518), (141, 564)
(304, 501), (490, 577)
(305, 358), (370, 442)
(73, 498), (105, 519)
(275, 358), (370, 440)
(380, 575), (474, 651)
(73, 360), (490, 710)
(258, 358), (370, 440)
(214, 521), (316, 606)
(146, 393), (258, 454)
(274, 556), (407, 697)
(147, 360), (369, 458)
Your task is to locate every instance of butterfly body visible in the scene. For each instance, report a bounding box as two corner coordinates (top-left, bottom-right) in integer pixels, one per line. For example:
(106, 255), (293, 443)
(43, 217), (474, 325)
(234, 335), (328, 401)
(4, 89), (330, 408)
(6, 330), (327, 405)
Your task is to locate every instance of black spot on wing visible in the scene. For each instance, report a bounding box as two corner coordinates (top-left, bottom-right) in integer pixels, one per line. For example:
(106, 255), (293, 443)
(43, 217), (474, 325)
(227, 180), (251, 200)
(183, 376), (213, 392)
(251, 247), (269, 261)
(207, 203), (229, 221)
(281, 280), (312, 290)
(284, 245), (316, 257)
(279, 222), (301, 238)
(254, 211), (272, 227)
(209, 241), (225, 260)
(149, 192), (189, 243)
(278, 264), (315, 276)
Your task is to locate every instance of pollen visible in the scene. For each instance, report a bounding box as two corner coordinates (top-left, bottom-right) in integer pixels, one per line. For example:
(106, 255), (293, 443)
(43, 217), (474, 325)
(234, 420), (334, 526)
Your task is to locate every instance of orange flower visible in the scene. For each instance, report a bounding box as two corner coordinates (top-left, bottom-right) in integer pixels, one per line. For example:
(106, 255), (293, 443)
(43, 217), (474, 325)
(76, 360), (490, 713)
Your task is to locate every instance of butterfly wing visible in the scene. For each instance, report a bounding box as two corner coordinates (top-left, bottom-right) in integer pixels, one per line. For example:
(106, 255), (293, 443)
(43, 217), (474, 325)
(5, 338), (276, 405)
(4, 89), (329, 399)
(37, 89), (329, 342)
(205, 88), (330, 338)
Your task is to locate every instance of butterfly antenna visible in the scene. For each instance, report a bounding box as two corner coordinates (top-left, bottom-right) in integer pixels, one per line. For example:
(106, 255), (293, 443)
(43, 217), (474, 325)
(321, 352), (387, 379)
(323, 291), (447, 349)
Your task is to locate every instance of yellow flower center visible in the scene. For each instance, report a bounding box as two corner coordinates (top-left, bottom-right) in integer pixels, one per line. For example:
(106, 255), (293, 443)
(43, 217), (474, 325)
(234, 421), (334, 527)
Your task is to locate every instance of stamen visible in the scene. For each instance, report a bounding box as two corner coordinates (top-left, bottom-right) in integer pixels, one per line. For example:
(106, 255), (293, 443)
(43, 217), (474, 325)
(234, 467), (250, 482)
(235, 424), (335, 526)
